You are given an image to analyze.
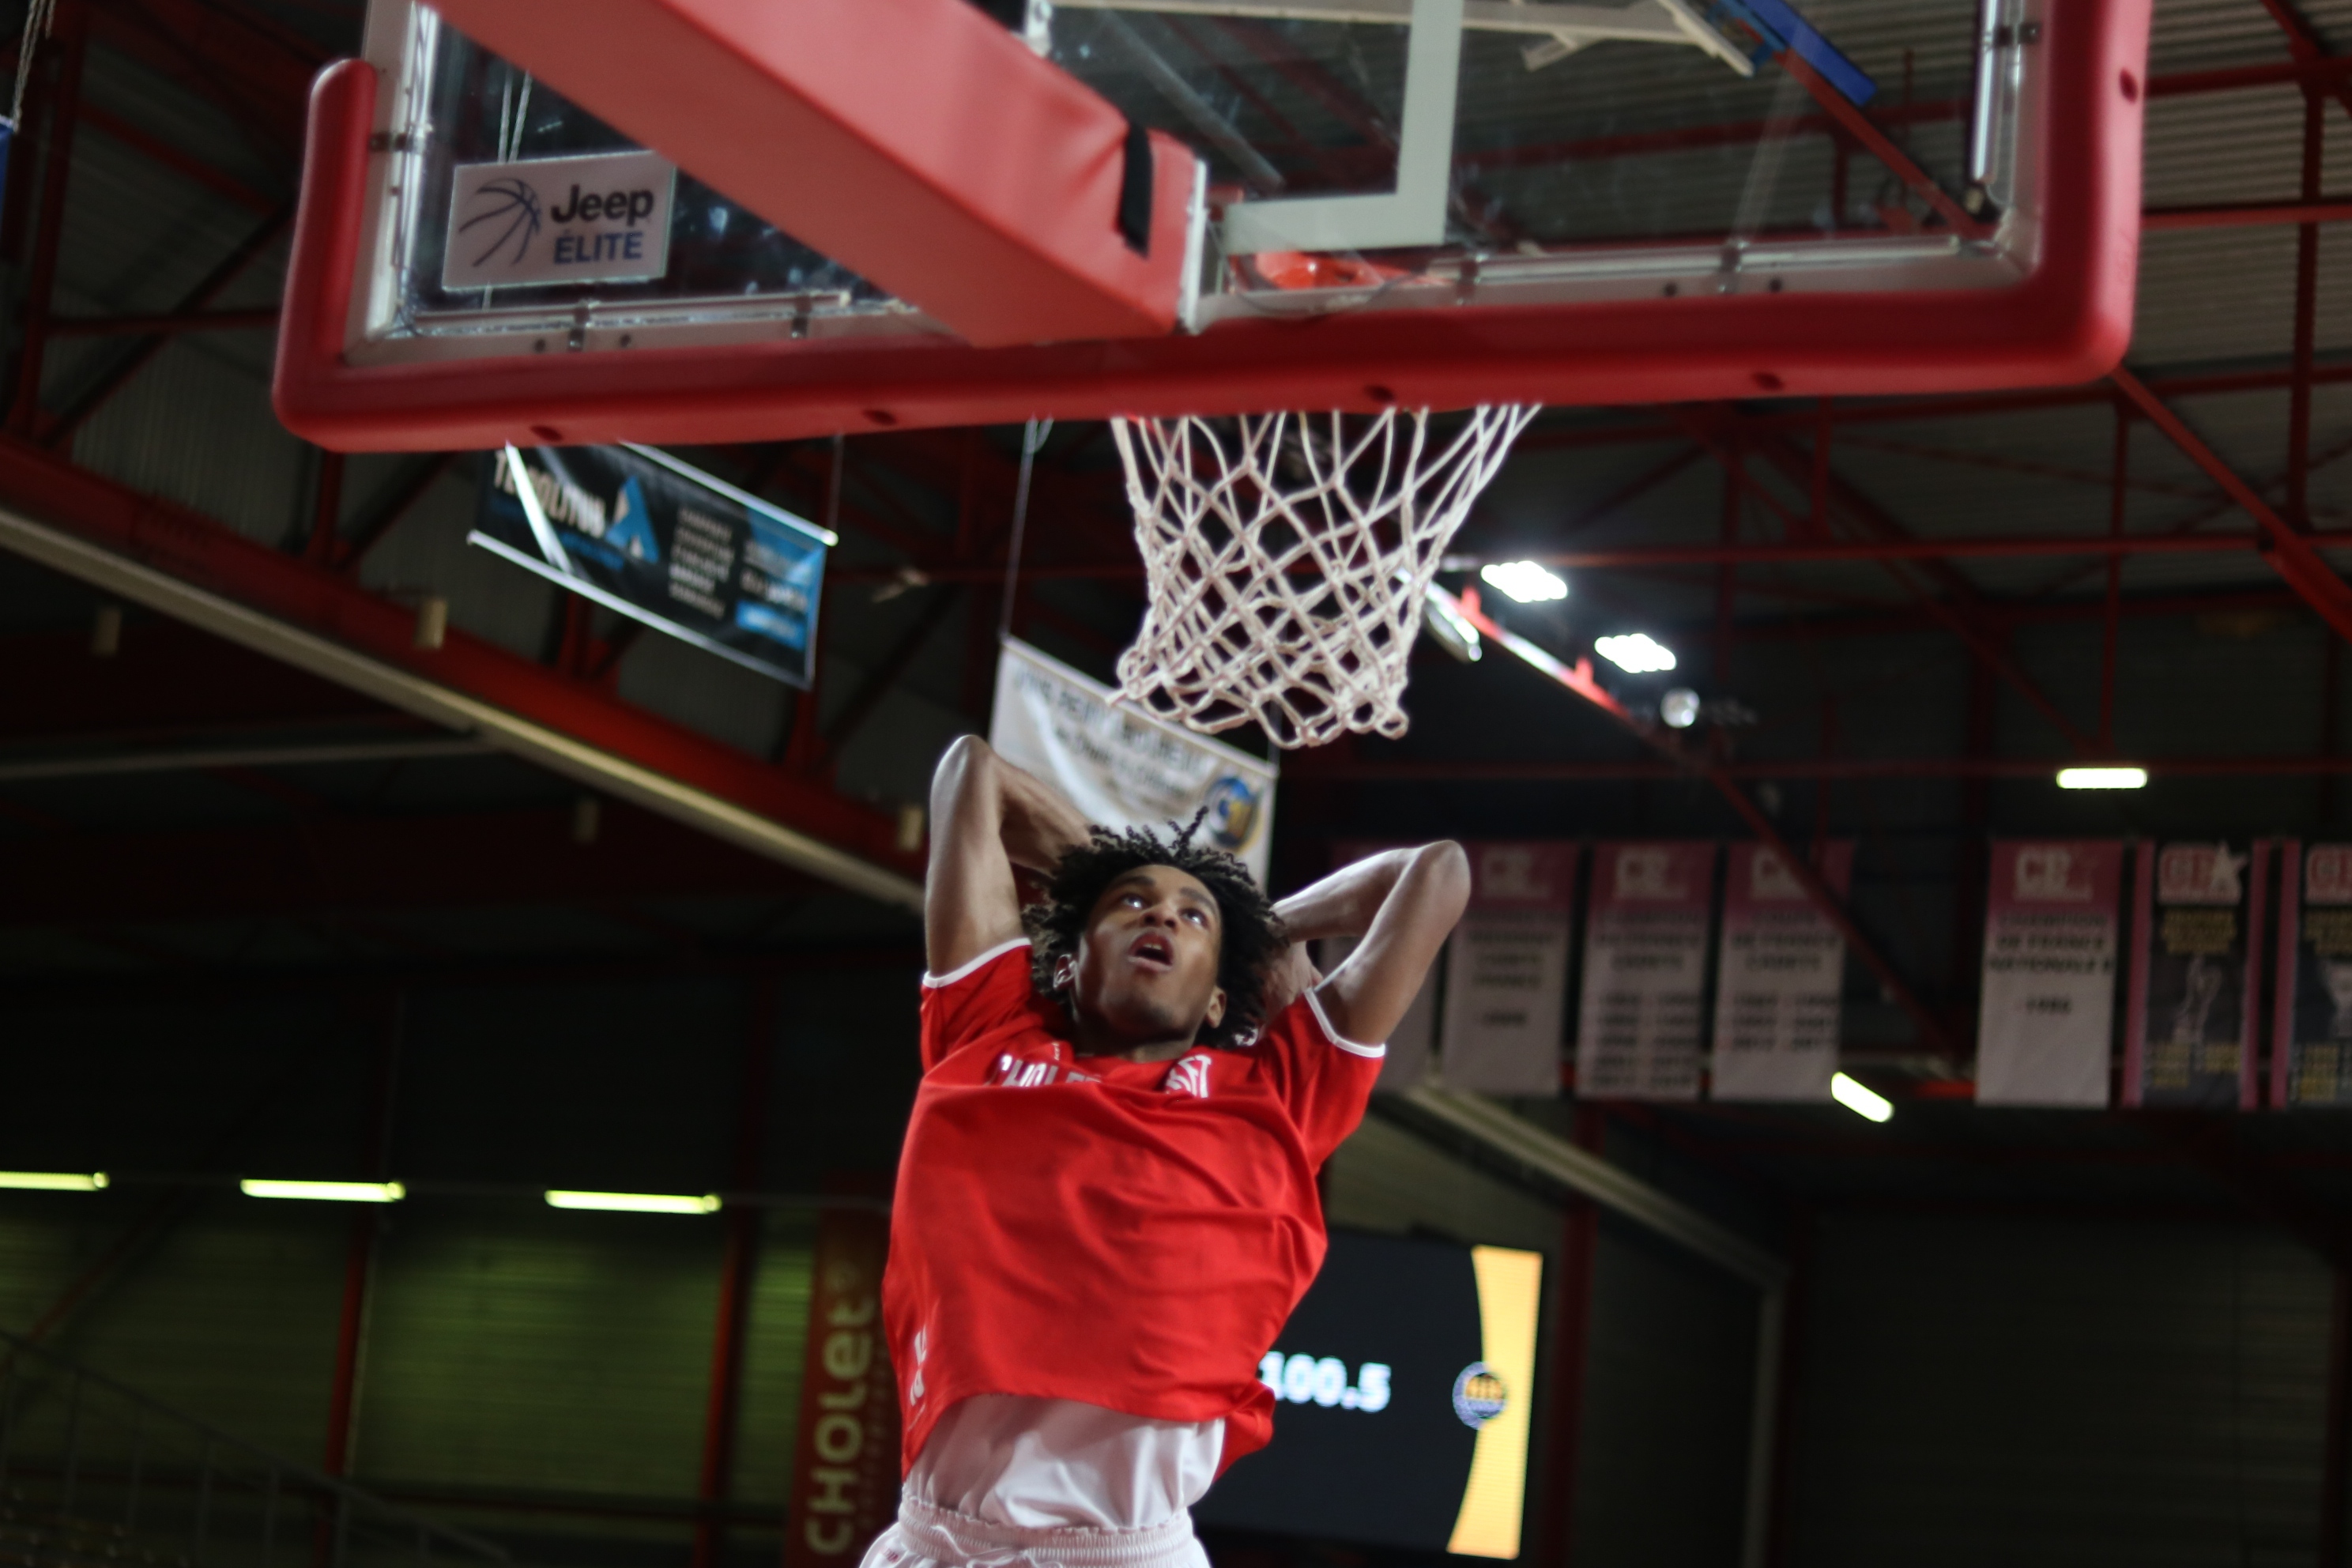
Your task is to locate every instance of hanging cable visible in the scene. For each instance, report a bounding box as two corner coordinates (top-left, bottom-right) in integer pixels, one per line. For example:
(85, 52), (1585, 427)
(998, 417), (1052, 646)
(9, 0), (56, 130)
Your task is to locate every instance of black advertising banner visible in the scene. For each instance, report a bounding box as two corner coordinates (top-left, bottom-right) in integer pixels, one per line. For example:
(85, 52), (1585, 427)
(2272, 842), (2352, 1107)
(471, 443), (831, 686)
(2124, 841), (2267, 1110)
(1198, 1231), (1541, 1559)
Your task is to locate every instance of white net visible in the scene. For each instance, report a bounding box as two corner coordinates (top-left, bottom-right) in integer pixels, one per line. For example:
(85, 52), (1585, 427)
(1110, 405), (1537, 748)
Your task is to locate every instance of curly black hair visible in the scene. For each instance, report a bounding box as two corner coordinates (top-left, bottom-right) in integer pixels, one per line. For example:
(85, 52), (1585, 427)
(1024, 808), (1288, 1048)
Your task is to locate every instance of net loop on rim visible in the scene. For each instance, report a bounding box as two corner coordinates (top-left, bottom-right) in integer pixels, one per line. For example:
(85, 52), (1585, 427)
(1110, 405), (1536, 749)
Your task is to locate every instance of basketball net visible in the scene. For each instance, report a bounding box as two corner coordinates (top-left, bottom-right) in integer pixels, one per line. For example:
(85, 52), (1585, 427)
(1110, 405), (1536, 749)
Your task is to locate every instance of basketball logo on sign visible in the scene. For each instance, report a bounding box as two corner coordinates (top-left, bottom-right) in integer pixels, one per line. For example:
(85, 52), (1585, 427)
(1452, 1362), (1507, 1430)
(460, 177), (543, 268)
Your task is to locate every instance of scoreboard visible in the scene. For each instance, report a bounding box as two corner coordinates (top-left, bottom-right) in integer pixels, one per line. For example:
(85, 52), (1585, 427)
(1197, 1231), (1544, 1559)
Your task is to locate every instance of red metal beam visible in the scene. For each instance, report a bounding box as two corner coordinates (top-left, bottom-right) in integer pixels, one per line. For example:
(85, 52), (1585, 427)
(43, 205), (293, 447)
(0, 801), (815, 927)
(1438, 584), (1953, 1055)
(1535, 1106), (1603, 1568)
(831, 523), (2349, 582)
(90, 0), (325, 151)
(324, 991), (400, 1478)
(2110, 366), (2352, 643)
(693, 974), (775, 1568)
(2254, 0), (2352, 122)
(1730, 421), (2101, 757)
(77, 101), (278, 215)
(0, 433), (922, 901)
(1291, 752), (2352, 782)
(1776, 53), (1985, 239)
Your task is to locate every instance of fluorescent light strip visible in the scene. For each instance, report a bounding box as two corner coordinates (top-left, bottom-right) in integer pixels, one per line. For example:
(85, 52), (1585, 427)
(1830, 1072), (1894, 1123)
(241, 1179), (405, 1203)
(545, 1190), (721, 1215)
(1479, 560), (1568, 603)
(1592, 632), (1676, 674)
(2056, 766), (2148, 790)
(0, 1170), (108, 1192)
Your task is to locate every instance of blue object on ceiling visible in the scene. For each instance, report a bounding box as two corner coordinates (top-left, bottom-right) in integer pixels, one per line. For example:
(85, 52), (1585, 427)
(1711, 0), (1879, 107)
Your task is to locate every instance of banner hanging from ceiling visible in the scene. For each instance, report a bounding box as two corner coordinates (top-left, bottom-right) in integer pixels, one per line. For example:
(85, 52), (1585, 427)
(472, 443), (831, 687)
(1438, 843), (1578, 1096)
(988, 639), (1277, 884)
(783, 1204), (899, 1568)
(2124, 841), (2266, 1110)
(1574, 842), (1717, 1100)
(1975, 841), (2124, 1107)
(1709, 841), (1855, 1102)
(2273, 842), (2352, 1108)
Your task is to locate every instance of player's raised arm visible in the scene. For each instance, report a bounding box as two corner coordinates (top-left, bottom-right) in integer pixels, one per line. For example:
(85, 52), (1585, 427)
(1271, 842), (1470, 1045)
(925, 735), (1093, 978)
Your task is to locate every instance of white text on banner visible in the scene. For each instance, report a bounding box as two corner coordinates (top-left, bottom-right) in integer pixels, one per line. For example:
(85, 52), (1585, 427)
(988, 639), (1276, 883)
(2274, 842), (2352, 1106)
(2125, 840), (2266, 1110)
(1709, 842), (1855, 1102)
(1440, 843), (1577, 1095)
(1975, 841), (2123, 1107)
(1576, 842), (1717, 1101)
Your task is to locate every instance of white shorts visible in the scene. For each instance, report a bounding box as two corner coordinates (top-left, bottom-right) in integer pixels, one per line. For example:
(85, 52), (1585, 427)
(859, 1396), (1222, 1568)
(861, 1497), (1209, 1568)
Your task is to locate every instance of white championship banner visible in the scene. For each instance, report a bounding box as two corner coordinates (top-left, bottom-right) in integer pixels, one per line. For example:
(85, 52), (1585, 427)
(1438, 842), (1577, 1096)
(1709, 842), (1855, 1102)
(2275, 842), (2352, 1106)
(1575, 842), (1717, 1101)
(989, 639), (1277, 883)
(2124, 840), (2265, 1110)
(1975, 840), (2123, 1107)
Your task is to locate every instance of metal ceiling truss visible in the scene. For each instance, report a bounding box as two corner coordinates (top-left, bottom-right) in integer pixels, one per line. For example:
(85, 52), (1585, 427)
(0, 434), (925, 911)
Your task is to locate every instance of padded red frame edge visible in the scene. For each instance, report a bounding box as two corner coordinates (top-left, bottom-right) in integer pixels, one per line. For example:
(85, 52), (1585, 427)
(274, 0), (2149, 453)
(428, 0), (1197, 350)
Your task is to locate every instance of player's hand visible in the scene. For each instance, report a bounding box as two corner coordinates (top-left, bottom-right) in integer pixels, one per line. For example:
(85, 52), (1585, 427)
(1262, 941), (1322, 1016)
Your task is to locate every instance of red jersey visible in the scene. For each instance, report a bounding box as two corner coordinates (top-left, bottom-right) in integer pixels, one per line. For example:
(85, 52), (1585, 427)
(884, 938), (1385, 1476)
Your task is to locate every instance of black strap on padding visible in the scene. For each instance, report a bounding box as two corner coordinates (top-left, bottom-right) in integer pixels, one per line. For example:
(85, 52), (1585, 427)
(1118, 121), (1153, 257)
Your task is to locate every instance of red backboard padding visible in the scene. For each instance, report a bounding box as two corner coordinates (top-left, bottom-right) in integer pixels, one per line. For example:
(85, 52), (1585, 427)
(428, 0), (1198, 350)
(274, 0), (2148, 452)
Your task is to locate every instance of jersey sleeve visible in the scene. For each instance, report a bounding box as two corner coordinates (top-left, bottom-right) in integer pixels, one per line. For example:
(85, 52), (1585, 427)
(1254, 986), (1387, 1166)
(918, 938), (1040, 1072)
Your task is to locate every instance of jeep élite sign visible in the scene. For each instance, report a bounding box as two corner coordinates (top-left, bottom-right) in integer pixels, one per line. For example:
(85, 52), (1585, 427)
(443, 148), (677, 289)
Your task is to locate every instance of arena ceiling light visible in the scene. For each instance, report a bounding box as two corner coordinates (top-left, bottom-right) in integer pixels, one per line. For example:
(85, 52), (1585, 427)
(0, 1170), (108, 1191)
(545, 1189), (722, 1215)
(2056, 767), (2148, 790)
(1829, 1072), (1894, 1123)
(1479, 561), (1568, 603)
(241, 1179), (405, 1203)
(1593, 633), (1676, 675)
(1659, 688), (1702, 729)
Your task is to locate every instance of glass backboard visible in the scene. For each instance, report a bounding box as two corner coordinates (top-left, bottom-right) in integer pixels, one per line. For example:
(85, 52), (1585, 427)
(273, 0), (2149, 450)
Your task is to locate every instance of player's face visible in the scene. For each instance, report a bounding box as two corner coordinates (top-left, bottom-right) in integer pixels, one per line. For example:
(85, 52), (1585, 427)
(1071, 865), (1228, 1050)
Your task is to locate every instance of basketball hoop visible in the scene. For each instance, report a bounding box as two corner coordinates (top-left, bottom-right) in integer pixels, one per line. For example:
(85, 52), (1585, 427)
(1110, 405), (1536, 749)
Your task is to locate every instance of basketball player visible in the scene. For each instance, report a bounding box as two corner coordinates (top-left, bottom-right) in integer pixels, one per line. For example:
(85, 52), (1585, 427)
(867, 735), (1469, 1568)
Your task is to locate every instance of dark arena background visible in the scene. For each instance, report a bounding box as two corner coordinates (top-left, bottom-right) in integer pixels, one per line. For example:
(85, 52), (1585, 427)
(9, 2), (2352, 1568)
